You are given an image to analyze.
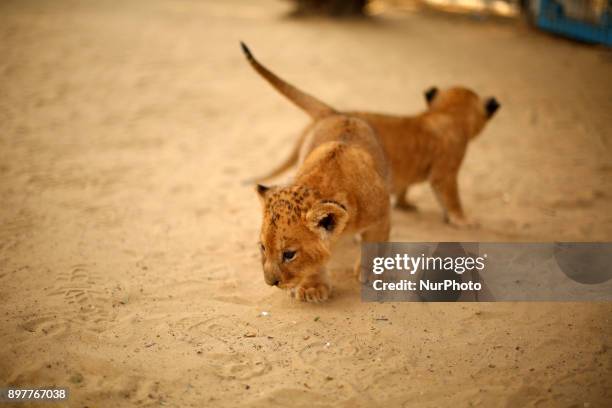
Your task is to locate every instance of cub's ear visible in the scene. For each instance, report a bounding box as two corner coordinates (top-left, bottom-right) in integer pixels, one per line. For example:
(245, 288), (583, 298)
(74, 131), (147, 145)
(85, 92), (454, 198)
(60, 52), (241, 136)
(485, 97), (500, 118)
(424, 87), (438, 105)
(305, 201), (348, 240)
(256, 184), (270, 205)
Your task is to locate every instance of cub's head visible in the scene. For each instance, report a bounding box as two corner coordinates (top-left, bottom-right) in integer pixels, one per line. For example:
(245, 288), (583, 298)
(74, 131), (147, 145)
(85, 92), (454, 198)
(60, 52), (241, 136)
(424, 86), (500, 139)
(255, 184), (348, 289)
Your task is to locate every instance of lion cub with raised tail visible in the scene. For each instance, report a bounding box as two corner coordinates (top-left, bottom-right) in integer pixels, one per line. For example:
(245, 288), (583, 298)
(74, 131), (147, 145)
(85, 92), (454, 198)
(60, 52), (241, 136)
(241, 43), (391, 302)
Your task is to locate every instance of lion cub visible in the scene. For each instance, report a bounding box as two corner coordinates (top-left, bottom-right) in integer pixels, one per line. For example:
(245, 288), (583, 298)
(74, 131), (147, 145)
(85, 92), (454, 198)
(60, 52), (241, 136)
(349, 87), (499, 227)
(244, 48), (500, 227)
(241, 43), (391, 302)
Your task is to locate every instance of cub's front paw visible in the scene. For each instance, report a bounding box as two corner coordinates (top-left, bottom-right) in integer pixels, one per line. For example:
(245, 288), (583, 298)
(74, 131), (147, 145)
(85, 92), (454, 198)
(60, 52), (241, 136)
(292, 282), (331, 303)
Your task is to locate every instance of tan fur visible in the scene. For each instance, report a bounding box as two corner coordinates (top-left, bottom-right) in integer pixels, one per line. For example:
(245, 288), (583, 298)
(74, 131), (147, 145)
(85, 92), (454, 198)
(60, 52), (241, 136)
(256, 115), (391, 302)
(348, 87), (496, 227)
(243, 45), (499, 227)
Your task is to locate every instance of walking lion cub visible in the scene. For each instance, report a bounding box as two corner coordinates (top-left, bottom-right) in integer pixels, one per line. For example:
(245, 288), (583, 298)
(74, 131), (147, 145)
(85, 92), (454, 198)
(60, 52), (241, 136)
(242, 43), (391, 302)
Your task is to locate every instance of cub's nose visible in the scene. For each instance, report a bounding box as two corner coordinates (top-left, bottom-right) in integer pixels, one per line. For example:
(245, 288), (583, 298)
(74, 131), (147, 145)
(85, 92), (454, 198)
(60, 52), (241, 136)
(265, 275), (280, 286)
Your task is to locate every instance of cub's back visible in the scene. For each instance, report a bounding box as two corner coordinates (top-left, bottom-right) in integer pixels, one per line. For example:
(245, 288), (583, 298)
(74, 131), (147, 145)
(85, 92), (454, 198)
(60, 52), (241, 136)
(297, 114), (391, 186)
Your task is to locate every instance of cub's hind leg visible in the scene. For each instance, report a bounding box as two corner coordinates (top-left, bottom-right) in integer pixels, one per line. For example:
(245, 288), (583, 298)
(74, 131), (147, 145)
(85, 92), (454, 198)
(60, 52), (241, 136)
(394, 184), (418, 211)
(429, 171), (476, 228)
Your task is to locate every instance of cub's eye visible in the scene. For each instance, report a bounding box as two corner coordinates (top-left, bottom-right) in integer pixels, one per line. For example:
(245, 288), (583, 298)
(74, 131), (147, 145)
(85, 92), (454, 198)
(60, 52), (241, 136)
(259, 243), (265, 253)
(282, 250), (296, 262)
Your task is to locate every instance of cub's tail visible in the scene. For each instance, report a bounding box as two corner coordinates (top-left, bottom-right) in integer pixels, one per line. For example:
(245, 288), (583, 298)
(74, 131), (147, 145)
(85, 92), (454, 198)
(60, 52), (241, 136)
(248, 123), (313, 183)
(240, 42), (336, 119)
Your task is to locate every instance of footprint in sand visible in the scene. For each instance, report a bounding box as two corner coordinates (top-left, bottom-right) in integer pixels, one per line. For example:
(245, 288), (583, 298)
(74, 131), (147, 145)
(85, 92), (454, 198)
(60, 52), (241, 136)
(299, 334), (364, 368)
(173, 314), (250, 345)
(48, 264), (115, 333)
(298, 334), (377, 398)
(171, 315), (272, 381)
(206, 352), (270, 380)
(20, 313), (71, 337)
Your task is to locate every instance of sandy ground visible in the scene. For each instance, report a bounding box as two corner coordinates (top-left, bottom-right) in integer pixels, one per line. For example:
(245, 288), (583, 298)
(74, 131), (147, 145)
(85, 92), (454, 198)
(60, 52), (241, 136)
(1, 0), (611, 407)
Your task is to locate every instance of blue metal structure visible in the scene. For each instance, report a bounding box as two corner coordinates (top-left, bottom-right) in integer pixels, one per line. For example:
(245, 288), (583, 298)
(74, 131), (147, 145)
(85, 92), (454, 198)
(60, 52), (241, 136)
(536, 0), (612, 45)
